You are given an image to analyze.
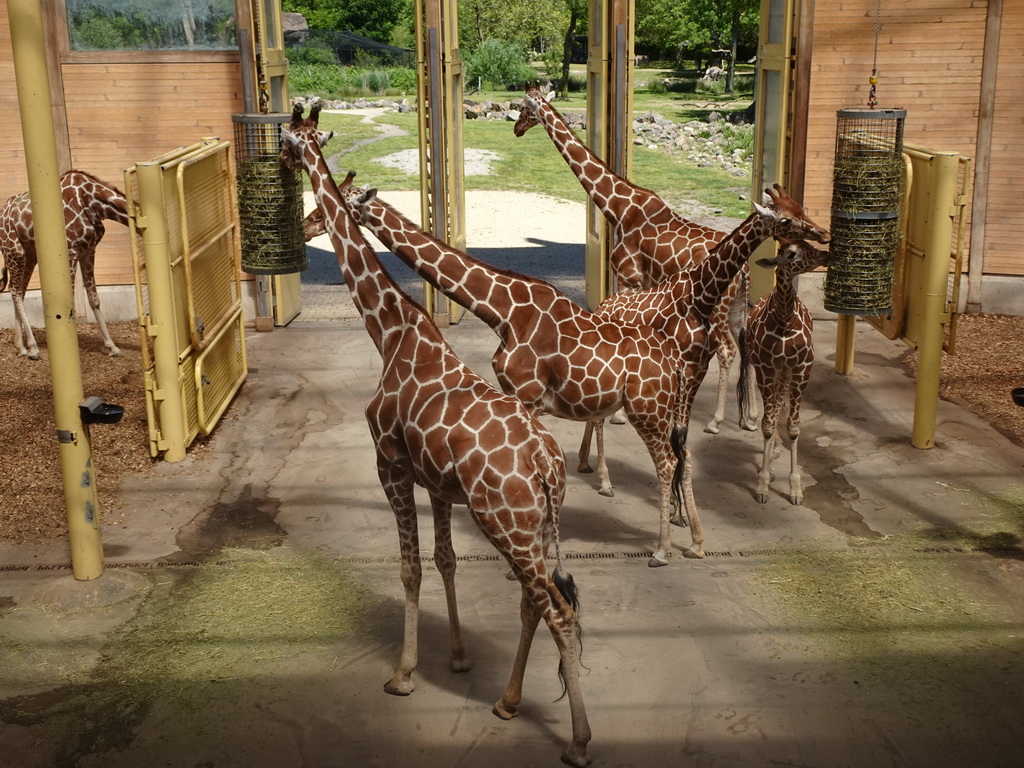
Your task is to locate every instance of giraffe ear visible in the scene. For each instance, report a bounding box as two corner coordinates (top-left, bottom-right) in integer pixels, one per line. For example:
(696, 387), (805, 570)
(752, 198), (771, 218)
(755, 256), (779, 269)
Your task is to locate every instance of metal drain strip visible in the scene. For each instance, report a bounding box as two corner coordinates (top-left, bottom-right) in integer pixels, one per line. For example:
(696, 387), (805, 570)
(2, 544), (1021, 573)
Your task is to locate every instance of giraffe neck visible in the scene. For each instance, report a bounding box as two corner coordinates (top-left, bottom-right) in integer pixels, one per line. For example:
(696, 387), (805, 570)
(535, 99), (636, 220)
(71, 172), (130, 227)
(300, 149), (418, 354)
(766, 271), (800, 327)
(347, 192), (551, 331)
(691, 213), (772, 318)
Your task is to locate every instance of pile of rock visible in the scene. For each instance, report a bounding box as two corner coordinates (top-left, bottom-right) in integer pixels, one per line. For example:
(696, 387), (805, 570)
(306, 96), (753, 177)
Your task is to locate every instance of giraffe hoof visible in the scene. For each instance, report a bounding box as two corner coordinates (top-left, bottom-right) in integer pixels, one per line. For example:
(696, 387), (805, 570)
(741, 422), (758, 432)
(561, 747), (590, 767)
(504, 568), (517, 581)
(597, 486), (614, 498)
(670, 514), (690, 529)
(450, 653), (473, 673)
(647, 554), (669, 567)
(384, 678), (414, 696)
(754, 492), (769, 504)
(493, 700), (519, 720)
(682, 546), (705, 560)
(108, 347), (123, 357)
(576, 464), (593, 474)
(703, 422), (721, 435)
(790, 495), (803, 506)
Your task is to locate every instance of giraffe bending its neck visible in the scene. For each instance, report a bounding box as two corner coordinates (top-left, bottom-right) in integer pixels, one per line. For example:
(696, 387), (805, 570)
(576, 185), (830, 509)
(738, 238), (830, 506)
(513, 82), (750, 435)
(339, 169), (701, 567)
(0, 170), (127, 360)
(279, 104), (591, 766)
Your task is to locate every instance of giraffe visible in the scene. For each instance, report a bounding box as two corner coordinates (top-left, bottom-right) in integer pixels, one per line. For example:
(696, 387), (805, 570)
(0, 170), (127, 360)
(574, 186), (830, 507)
(279, 105), (591, 766)
(737, 237), (830, 506)
(513, 82), (749, 435)
(332, 154), (700, 569)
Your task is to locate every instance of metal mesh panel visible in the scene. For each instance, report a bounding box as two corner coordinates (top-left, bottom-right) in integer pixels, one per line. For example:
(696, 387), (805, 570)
(232, 113), (307, 275)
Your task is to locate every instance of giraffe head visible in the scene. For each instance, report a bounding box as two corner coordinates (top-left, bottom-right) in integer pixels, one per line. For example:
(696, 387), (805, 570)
(337, 169), (379, 214)
(513, 81), (554, 137)
(752, 184), (830, 244)
(758, 237), (831, 280)
(279, 101), (335, 172)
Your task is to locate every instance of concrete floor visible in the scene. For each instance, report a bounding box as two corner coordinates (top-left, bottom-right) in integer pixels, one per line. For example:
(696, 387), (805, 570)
(2, 194), (1024, 766)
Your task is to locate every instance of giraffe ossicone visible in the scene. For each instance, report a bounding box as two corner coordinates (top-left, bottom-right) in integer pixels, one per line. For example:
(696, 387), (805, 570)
(279, 104), (592, 767)
(0, 170), (127, 360)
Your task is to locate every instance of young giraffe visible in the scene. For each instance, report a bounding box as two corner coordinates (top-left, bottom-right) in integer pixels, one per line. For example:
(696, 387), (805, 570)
(513, 82), (747, 435)
(574, 186), (830, 509)
(738, 238), (830, 506)
(334, 164), (700, 568)
(0, 170), (127, 360)
(279, 106), (592, 766)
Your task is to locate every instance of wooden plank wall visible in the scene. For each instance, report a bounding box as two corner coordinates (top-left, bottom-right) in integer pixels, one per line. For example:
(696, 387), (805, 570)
(983, 1), (1023, 274)
(804, 0), (1001, 268)
(0, 4), (245, 290)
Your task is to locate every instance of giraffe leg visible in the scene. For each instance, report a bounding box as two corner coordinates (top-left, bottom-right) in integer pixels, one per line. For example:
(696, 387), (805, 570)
(79, 253), (122, 357)
(6, 247), (40, 360)
(430, 495), (472, 672)
(493, 587), (541, 720)
(739, 360), (760, 431)
(10, 290), (40, 360)
(704, 329), (735, 434)
(576, 421), (594, 473)
(755, 388), (783, 503)
(786, 382), (808, 506)
(593, 419), (613, 497)
(382, 476), (422, 696)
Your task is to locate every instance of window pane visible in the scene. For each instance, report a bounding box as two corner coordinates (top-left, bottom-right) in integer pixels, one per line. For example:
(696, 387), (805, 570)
(67, 0), (238, 51)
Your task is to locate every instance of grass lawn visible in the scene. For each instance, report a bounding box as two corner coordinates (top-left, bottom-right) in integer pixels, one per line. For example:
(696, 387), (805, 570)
(317, 103), (753, 220)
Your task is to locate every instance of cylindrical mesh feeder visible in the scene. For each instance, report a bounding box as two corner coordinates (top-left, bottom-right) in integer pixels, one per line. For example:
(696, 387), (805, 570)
(823, 108), (906, 315)
(232, 113), (308, 275)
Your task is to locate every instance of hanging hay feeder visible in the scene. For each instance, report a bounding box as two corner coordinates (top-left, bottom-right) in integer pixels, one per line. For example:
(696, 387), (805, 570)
(823, 107), (906, 315)
(231, 113), (308, 275)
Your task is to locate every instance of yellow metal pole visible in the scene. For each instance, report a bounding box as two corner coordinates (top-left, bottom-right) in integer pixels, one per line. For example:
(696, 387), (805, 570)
(911, 152), (959, 449)
(134, 161), (188, 462)
(8, 0), (104, 579)
(834, 314), (857, 374)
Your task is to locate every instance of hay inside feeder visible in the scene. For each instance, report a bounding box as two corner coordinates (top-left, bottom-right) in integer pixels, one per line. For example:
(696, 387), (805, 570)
(236, 158), (308, 275)
(824, 215), (901, 316)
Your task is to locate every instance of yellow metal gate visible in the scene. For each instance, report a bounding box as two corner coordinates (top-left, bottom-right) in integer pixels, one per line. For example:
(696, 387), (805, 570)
(125, 138), (248, 461)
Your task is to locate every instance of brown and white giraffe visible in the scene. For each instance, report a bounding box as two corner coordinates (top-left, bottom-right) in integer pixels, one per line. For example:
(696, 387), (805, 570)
(336, 161), (700, 567)
(278, 105), (591, 766)
(574, 186), (830, 508)
(513, 82), (749, 435)
(0, 170), (128, 360)
(738, 237), (830, 506)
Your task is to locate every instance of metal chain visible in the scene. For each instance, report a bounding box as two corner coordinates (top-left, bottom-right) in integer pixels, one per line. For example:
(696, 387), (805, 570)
(868, 0), (882, 108)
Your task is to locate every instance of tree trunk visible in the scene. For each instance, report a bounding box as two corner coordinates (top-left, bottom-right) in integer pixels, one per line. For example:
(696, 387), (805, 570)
(726, 8), (740, 95)
(560, 7), (580, 99)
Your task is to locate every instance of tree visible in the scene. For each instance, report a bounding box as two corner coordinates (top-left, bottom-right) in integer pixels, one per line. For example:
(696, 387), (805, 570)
(636, 0), (759, 84)
(558, 0), (586, 98)
(283, 0), (407, 43)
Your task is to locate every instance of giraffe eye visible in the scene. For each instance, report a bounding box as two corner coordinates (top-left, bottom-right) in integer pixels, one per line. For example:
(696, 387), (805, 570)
(780, 217), (792, 226)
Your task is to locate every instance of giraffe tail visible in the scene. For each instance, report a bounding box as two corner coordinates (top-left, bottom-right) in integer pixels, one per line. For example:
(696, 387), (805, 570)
(544, 467), (583, 702)
(0, 264), (7, 293)
(737, 328), (753, 428)
(669, 367), (689, 521)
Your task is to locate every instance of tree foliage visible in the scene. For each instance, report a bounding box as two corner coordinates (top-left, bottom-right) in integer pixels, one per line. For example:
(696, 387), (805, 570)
(283, 0), (408, 44)
(637, 0), (759, 63)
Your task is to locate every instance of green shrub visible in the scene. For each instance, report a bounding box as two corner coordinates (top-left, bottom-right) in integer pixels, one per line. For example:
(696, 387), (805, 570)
(464, 39), (536, 89)
(288, 63), (346, 96)
(286, 40), (337, 67)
